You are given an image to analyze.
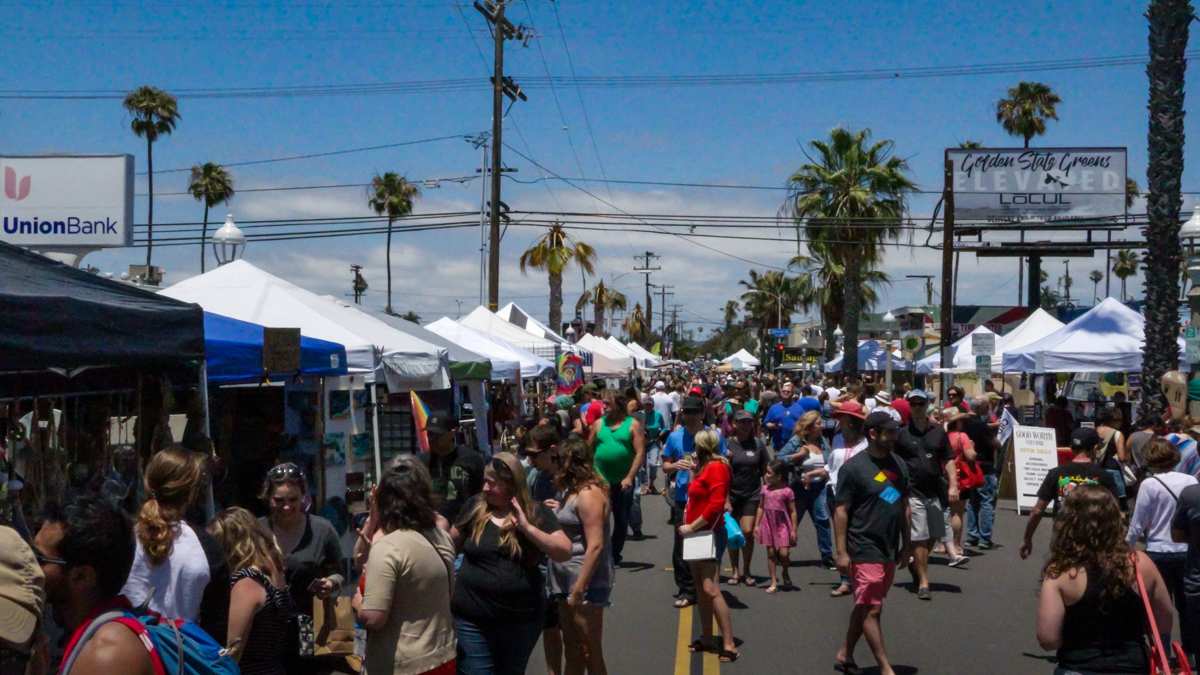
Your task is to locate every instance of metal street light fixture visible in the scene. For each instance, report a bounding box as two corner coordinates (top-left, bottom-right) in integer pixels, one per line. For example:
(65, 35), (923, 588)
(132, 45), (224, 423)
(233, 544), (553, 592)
(882, 311), (897, 391)
(1181, 209), (1200, 376)
(211, 213), (246, 266)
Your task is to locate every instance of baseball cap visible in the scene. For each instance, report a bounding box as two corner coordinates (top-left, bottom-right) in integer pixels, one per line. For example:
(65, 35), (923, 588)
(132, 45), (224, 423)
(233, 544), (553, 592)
(833, 400), (866, 420)
(864, 410), (900, 433)
(681, 395), (706, 414)
(425, 415), (459, 436)
(733, 409), (754, 422)
(654, 380), (666, 390)
(689, 386), (704, 397)
(906, 389), (930, 402)
(1071, 427), (1101, 452)
(0, 526), (44, 648)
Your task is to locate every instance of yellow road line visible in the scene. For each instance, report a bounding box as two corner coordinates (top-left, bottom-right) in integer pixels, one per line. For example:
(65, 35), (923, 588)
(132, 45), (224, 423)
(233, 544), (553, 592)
(674, 606), (693, 675)
(702, 614), (720, 675)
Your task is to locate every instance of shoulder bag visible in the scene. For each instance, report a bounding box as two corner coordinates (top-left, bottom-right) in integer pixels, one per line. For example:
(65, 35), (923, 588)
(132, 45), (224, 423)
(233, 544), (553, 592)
(1133, 552), (1191, 674)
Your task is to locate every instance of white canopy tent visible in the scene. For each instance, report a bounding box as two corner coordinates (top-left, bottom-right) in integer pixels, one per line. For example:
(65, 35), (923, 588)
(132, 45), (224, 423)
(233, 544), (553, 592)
(425, 317), (552, 380)
(496, 302), (573, 345)
(721, 348), (761, 368)
(1001, 297), (1179, 373)
(575, 334), (636, 376)
(460, 306), (561, 358)
(604, 336), (655, 369)
(825, 340), (911, 373)
(915, 326), (997, 375)
(995, 308), (1066, 363)
(623, 341), (663, 367)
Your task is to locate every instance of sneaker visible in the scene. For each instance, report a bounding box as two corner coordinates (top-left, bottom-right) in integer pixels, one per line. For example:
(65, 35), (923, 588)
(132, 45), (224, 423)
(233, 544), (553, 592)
(965, 538), (980, 548)
(822, 557), (837, 570)
(948, 555), (970, 568)
(917, 587), (932, 601)
(977, 540), (994, 550)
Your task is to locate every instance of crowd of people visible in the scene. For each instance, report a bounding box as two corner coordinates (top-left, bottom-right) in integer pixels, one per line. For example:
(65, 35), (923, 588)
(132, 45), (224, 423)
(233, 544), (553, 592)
(6, 368), (1200, 674)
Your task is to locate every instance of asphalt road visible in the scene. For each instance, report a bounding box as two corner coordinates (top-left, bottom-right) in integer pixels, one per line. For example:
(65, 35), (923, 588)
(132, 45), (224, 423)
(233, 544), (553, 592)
(528, 493), (1060, 675)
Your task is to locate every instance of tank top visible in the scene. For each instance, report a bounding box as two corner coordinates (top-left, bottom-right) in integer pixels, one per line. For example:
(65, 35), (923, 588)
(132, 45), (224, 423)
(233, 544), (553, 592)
(230, 567), (294, 675)
(594, 416), (636, 486)
(1057, 567), (1148, 673)
(547, 489), (614, 597)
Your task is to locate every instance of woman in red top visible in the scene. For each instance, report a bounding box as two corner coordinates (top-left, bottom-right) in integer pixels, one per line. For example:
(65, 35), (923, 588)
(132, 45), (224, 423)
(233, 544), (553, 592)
(677, 429), (738, 662)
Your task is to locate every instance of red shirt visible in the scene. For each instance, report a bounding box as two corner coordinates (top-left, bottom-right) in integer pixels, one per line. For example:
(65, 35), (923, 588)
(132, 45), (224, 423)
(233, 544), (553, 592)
(685, 460), (731, 527)
(584, 401), (606, 427)
(891, 399), (911, 425)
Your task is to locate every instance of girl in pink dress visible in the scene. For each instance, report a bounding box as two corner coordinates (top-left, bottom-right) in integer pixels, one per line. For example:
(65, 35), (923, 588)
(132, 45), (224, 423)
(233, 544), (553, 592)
(754, 460), (798, 593)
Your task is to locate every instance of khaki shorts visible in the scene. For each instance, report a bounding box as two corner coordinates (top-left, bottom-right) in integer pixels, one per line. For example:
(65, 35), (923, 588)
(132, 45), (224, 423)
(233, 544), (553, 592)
(909, 495), (945, 542)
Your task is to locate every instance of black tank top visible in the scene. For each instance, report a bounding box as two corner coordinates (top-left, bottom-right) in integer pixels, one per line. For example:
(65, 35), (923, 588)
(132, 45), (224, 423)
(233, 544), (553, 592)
(1057, 567), (1148, 673)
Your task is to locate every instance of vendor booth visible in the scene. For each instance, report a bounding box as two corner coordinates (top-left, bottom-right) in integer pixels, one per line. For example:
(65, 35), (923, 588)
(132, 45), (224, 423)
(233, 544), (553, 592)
(1001, 298), (1177, 373)
(575, 334), (636, 376)
(721, 348), (761, 370)
(825, 340), (911, 373)
(623, 340), (663, 368)
(460, 306), (563, 359)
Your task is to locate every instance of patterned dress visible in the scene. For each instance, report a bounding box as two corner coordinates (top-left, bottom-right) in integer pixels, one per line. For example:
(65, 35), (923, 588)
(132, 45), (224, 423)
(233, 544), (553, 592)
(230, 567), (294, 675)
(755, 485), (796, 549)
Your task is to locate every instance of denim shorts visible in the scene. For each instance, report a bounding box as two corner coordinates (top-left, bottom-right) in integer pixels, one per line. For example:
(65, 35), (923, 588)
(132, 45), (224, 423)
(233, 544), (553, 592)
(551, 586), (613, 608)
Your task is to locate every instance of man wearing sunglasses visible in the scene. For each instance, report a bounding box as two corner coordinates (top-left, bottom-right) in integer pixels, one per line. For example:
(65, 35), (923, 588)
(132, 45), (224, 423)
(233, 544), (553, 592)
(421, 415), (485, 523)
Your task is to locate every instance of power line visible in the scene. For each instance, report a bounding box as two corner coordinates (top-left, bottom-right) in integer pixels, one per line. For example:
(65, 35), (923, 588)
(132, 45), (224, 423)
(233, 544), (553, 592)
(549, 0), (614, 204)
(6, 50), (1189, 100)
(521, 0), (589, 191)
(143, 175), (480, 197)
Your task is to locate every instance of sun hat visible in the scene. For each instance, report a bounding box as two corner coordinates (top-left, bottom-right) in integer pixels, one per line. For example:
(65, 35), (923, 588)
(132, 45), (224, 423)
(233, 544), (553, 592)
(0, 526), (44, 648)
(833, 400), (866, 420)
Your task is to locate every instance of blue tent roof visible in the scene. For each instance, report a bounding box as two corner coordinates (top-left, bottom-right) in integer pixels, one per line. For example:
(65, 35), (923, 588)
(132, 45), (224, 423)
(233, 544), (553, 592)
(204, 312), (347, 384)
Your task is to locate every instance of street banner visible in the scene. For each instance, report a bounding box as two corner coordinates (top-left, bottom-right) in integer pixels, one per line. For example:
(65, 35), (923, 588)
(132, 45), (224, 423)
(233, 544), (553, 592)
(998, 407), (1018, 447)
(947, 147), (1126, 221)
(556, 352), (584, 396)
(409, 390), (431, 453)
(1013, 425), (1059, 514)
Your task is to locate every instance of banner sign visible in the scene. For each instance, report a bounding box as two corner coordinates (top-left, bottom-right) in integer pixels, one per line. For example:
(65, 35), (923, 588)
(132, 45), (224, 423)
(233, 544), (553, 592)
(1013, 425), (1060, 514)
(0, 155), (135, 248)
(947, 147), (1126, 221)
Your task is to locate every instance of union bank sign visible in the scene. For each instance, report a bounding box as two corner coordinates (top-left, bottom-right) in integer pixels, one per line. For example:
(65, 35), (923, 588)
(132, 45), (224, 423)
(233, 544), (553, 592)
(947, 147), (1126, 222)
(0, 154), (134, 249)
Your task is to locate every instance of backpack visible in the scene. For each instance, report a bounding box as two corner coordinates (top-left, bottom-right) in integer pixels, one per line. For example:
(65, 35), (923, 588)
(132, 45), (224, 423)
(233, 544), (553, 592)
(59, 599), (239, 675)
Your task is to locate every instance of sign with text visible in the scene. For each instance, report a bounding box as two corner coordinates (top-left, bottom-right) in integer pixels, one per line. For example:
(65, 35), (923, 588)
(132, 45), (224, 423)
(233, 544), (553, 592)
(971, 332), (996, 356)
(975, 354), (991, 380)
(947, 147), (1126, 221)
(1013, 425), (1060, 514)
(263, 327), (301, 373)
(0, 155), (134, 248)
(769, 328), (791, 338)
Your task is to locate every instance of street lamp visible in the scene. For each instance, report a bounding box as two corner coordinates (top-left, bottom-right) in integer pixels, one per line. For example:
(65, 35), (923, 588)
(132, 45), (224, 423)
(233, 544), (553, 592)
(882, 311), (897, 392)
(211, 213), (246, 266)
(1181, 209), (1200, 378)
(565, 325), (577, 344)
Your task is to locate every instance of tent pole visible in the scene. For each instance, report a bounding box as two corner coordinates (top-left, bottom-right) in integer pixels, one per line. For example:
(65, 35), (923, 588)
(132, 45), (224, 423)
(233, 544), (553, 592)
(199, 362), (215, 522)
(370, 382), (384, 481)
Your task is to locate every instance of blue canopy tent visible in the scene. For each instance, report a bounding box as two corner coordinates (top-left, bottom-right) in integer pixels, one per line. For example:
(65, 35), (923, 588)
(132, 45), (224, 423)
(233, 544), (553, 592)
(204, 312), (348, 384)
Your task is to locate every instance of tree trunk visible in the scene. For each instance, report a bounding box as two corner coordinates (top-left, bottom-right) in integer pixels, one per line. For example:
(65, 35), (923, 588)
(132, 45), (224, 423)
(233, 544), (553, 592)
(385, 216), (394, 314)
(1140, 0), (1191, 421)
(549, 270), (563, 336)
(145, 138), (154, 269)
(594, 302), (605, 338)
(821, 311), (837, 369)
(200, 203), (209, 273)
(843, 261), (862, 378)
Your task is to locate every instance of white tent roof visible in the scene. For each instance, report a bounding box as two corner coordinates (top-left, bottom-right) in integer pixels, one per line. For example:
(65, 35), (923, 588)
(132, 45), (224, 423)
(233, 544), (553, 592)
(604, 336), (655, 369)
(1002, 298), (1162, 373)
(460, 306), (561, 356)
(425, 318), (551, 380)
(825, 340), (911, 373)
(997, 307), (1066, 356)
(576, 334), (636, 376)
(721, 348), (761, 367)
(624, 341), (663, 367)
(496, 303), (571, 344)
(162, 261), (450, 389)
(915, 326), (996, 375)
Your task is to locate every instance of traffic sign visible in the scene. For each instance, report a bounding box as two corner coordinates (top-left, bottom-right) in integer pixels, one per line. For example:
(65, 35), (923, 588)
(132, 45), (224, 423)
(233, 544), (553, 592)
(769, 328), (790, 338)
(972, 332), (996, 357)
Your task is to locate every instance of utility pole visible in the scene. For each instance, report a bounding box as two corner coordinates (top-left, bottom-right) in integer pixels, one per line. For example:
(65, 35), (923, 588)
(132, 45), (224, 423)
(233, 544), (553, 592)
(633, 251), (660, 337)
(656, 284), (674, 336)
(475, 0), (528, 311)
(1063, 259), (1072, 304)
(467, 133), (490, 306)
(350, 264), (367, 304)
(906, 274), (935, 306)
(939, 155), (955, 375)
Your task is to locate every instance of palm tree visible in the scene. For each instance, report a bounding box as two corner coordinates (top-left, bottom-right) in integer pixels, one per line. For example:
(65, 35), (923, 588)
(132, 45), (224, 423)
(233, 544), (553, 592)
(786, 127), (914, 376)
(790, 242), (890, 362)
(1126, 177), (1141, 210)
(623, 303), (648, 344)
(995, 82), (1061, 147)
(518, 223), (596, 334)
(577, 280), (627, 337)
(738, 269), (802, 353)
(399, 310), (421, 323)
(367, 173), (420, 315)
(187, 163), (234, 273)
(1113, 249), (1140, 301)
(1089, 270), (1104, 304)
(958, 140), (984, 149)
(124, 86), (179, 271)
(722, 300), (740, 331)
(1141, 0), (1191, 420)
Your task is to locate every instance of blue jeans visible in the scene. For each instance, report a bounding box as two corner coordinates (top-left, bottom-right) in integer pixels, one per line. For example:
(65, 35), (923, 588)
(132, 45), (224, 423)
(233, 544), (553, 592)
(454, 615), (542, 675)
(793, 481), (832, 560)
(966, 473), (998, 544)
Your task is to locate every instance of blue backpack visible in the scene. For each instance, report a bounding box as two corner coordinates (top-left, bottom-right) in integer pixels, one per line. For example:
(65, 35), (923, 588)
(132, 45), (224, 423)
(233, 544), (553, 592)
(60, 602), (239, 675)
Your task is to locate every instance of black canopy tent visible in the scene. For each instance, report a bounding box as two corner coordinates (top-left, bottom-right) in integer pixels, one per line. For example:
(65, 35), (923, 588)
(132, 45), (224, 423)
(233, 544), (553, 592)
(0, 241), (204, 372)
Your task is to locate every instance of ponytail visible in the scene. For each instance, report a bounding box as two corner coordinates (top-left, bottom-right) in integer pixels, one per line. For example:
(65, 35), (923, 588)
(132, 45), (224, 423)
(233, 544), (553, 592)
(136, 496), (178, 565)
(137, 445), (203, 565)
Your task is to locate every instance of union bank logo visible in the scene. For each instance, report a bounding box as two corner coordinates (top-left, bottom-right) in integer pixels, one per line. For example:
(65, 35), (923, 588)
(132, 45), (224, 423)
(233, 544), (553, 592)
(4, 167), (29, 201)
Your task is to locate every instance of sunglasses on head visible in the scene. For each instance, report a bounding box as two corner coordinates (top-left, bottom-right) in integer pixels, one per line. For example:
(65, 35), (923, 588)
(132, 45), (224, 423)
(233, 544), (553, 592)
(490, 458), (515, 479)
(268, 462), (305, 483)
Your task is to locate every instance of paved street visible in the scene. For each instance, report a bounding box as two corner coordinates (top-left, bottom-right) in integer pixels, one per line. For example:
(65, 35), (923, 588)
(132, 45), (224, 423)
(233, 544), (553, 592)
(529, 495), (1059, 675)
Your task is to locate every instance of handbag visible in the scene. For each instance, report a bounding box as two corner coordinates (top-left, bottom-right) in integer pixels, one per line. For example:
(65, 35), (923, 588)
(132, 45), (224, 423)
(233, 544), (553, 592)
(681, 530), (717, 561)
(312, 596), (357, 658)
(1133, 553), (1192, 675)
(723, 512), (746, 551)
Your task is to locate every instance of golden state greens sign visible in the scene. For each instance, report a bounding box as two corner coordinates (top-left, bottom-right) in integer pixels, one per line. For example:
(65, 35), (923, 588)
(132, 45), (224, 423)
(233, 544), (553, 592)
(947, 147), (1126, 221)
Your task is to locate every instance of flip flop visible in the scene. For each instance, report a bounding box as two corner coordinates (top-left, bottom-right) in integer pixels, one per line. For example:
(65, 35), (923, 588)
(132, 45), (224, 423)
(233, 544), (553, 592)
(687, 638), (710, 653)
(764, 585), (778, 594)
(717, 648), (739, 663)
(727, 575), (740, 586)
(743, 577), (757, 587)
(834, 659), (862, 674)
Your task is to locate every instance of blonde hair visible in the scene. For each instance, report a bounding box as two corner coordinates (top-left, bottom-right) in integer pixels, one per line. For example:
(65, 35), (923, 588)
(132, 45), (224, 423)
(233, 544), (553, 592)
(137, 446), (203, 565)
(794, 410), (822, 436)
(463, 452), (536, 559)
(693, 429), (725, 467)
(207, 506), (285, 577)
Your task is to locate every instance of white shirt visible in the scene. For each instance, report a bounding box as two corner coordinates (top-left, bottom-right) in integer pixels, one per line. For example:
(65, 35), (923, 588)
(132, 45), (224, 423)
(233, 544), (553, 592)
(1127, 471), (1197, 553)
(652, 391), (677, 431)
(121, 521), (211, 620)
(827, 437), (869, 496)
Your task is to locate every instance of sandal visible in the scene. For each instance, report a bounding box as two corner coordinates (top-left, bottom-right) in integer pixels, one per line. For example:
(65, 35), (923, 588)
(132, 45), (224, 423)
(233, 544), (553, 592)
(830, 584), (852, 597)
(717, 647), (740, 663)
(673, 597), (696, 608)
(727, 575), (740, 586)
(834, 659), (861, 674)
(742, 576), (758, 587)
(764, 584), (778, 594)
(687, 638), (711, 653)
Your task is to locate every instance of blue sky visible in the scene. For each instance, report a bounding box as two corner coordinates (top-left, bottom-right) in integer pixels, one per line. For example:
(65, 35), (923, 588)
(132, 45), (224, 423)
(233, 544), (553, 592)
(2, 0), (1194, 333)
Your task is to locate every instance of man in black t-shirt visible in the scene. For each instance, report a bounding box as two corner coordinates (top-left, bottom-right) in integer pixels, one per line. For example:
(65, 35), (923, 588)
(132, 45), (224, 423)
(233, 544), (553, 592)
(1170, 482), (1200, 655)
(1019, 427), (1118, 560)
(896, 390), (957, 599)
(834, 411), (911, 675)
(422, 415), (486, 522)
(963, 397), (1001, 550)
